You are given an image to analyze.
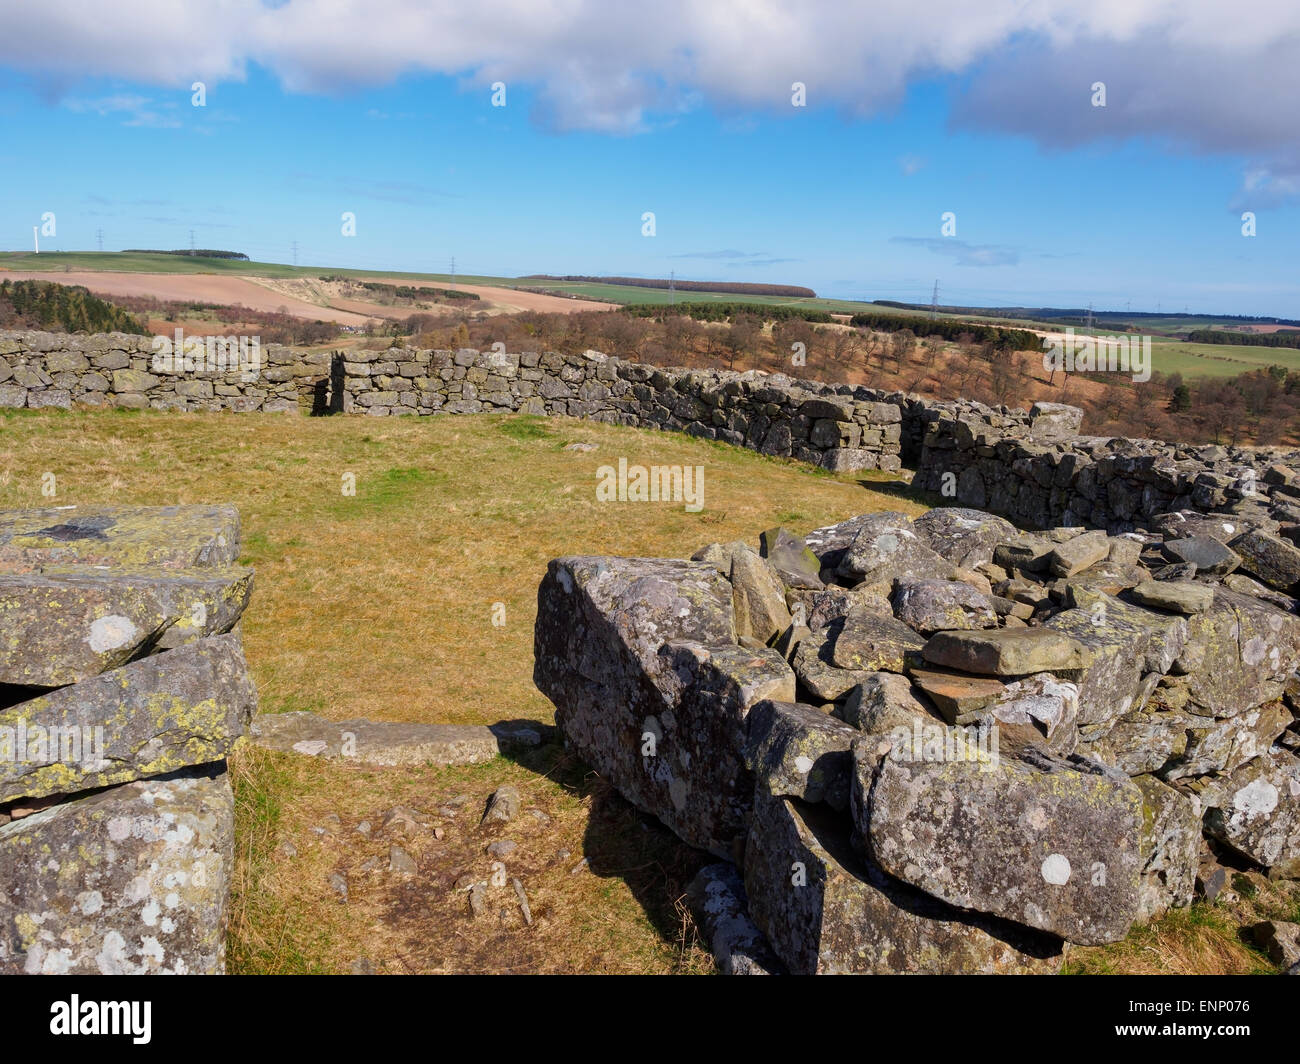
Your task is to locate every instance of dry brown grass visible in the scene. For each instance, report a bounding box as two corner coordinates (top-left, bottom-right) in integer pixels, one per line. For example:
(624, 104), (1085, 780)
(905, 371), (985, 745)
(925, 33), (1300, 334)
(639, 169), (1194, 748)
(0, 406), (921, 729)
(1066, 870), (1297, 976)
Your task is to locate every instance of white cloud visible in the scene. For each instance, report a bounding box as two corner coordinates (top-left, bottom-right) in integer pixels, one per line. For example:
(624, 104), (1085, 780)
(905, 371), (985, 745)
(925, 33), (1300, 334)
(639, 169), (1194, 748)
(3, 0), (1298, 199)
(64, 93), (181, 127)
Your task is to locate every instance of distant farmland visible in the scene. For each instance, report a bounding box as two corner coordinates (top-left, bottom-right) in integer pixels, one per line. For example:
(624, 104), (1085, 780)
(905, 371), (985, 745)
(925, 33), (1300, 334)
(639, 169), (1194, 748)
(3, 251), (1295, 379)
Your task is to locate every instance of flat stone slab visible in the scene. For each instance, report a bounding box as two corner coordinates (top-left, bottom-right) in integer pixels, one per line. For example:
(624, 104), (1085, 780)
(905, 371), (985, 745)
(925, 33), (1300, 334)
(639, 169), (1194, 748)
(0, 767), (234, 974)
(922, 628), (1090, 676)
(907, 667), (1006, 723)
(1162, 536), (1240, 576)
(1049, 531), (1110, 577)
(0, 633), (256, 804)
(1129, 579), (1215, 614)
(248, 711), (552, 767)
(0, 504), (240, 571)
(0, 566), (253, 686)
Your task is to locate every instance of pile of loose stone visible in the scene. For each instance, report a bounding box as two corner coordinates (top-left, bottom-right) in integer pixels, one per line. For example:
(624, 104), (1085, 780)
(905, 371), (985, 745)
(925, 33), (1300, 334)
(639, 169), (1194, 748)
(534, 505), (1300, 974)
(0, 504), (256, 974)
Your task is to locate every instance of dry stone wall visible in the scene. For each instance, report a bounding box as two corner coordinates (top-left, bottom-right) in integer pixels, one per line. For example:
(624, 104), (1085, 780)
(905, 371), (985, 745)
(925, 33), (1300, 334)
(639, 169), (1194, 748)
(534, 508), (1300, 974)
(0, 331), (904, 473)
(0, 504), (256, 974)
(0, 330), (324, 413)
(913, 398), (1300, 534)
(337, 346), (908, 472)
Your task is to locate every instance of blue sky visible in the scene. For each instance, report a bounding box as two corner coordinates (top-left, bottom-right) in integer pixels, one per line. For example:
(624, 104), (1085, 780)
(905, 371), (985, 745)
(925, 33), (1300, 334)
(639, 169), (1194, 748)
(1, 2), (1297, 316)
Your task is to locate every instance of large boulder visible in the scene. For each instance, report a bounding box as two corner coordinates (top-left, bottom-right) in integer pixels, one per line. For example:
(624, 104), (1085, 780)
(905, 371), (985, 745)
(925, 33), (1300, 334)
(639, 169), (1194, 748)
(730, 548), (792, 645)
(863, 744), (1144, 944)
(979, 673), (1080, 752)
(758, 527), (822, 590)
(1045, 590), (1186, 735)
(1048, 531), (1111, 578)
(0, 633), (256, 804)
(1231, 529), (1300, 591)
(791, 627), (881, 702)
(536, 557), (764, 855)
(839, 672), (942, 734)
(651, 641), (795, 858)
(803, 514), (878, 572)
(1160, 699), (1292, 781)
(1162, 536), (1240, 576)
(744, 787), (1063, 974)
(1133, 775), (1200, 923)
(831, 605), (925, 672)
(0, 767), (235, 974)
(1083, 696), (1190, 776)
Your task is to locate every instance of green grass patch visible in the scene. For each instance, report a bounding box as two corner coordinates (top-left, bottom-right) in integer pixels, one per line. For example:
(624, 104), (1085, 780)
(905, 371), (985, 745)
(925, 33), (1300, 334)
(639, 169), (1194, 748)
(498, 416), (554, 442)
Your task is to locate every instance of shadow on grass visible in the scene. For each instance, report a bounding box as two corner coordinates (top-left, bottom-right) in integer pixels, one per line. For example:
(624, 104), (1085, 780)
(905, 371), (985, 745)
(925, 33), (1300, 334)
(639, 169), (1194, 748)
(500, 738), (712, 958)
(854, 471), (939, 509)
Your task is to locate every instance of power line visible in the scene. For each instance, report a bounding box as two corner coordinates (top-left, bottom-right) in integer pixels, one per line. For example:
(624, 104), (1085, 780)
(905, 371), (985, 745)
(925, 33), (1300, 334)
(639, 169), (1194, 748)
(96, 229), (103, 252)
(930, 279), (939, 319)
(291, 241), (298, 267)
(189, 229), (195, 252)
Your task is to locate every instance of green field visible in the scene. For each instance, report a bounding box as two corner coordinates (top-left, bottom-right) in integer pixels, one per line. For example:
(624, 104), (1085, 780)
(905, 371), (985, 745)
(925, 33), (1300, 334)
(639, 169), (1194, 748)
(1148, 339), (1300, 378)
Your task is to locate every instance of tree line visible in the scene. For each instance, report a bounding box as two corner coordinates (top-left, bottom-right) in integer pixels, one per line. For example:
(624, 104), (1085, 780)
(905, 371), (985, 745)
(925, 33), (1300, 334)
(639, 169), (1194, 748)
(849, 311), (1039, 350)
(622, 302), (832, 323)
(122, 249), (250, 260)
(1185, 329), (1300, 349)
(0, 280), (147, 334)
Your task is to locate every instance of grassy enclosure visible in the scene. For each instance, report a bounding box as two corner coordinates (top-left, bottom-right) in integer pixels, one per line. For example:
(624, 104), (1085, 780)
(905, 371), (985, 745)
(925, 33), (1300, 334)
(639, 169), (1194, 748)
(0, 405), (920, 973)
